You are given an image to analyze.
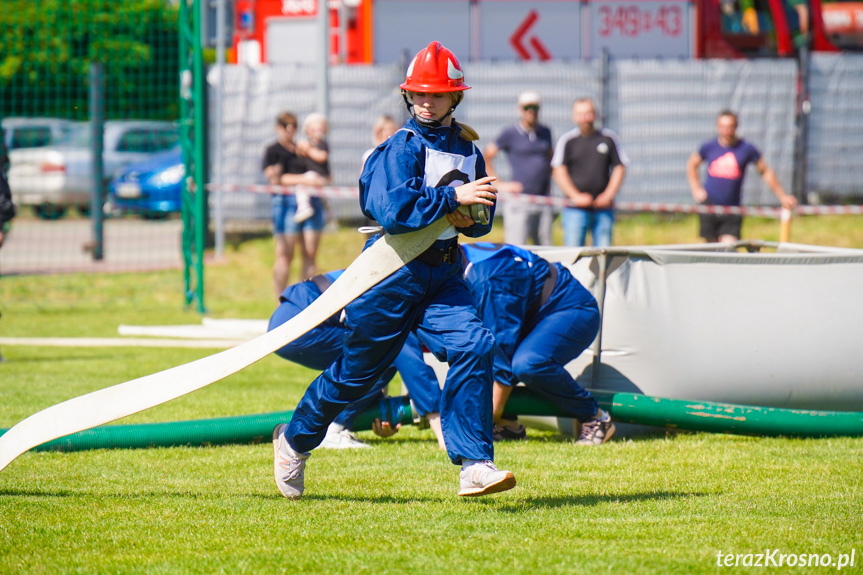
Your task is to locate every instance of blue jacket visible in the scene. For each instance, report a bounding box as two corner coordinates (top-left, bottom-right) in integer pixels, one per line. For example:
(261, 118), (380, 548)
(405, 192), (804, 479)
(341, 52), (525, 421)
(359, 118), (494, 238)
(276, 270), (345, 328)
(463, 243), (551, 385)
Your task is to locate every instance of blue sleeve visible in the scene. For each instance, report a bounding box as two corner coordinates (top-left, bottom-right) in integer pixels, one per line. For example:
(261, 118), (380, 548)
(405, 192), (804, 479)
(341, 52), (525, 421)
(275, 281), (342, 327)
(495, 128), (511, 152)
(746, 142), (762, 166)
(457, 149), (495, 239)
(540, 126), (553, 148)
(358, 133), (460, 235)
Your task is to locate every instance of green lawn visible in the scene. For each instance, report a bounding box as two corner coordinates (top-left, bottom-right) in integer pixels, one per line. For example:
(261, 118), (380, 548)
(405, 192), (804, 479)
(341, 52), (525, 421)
(1, 215), (862, 573)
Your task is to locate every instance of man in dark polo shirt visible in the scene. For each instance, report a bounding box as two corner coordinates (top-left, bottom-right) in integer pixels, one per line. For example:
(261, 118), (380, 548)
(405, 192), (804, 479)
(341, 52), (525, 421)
(552, 98), (627, 247)
(484, 91), (554, 246)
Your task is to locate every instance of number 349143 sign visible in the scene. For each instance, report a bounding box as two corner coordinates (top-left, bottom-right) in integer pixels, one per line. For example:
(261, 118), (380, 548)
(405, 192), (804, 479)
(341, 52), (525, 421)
(588, 0), (691, 58)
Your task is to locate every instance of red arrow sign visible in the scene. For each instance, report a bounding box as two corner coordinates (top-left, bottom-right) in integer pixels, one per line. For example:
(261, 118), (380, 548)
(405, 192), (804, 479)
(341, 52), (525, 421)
(510, 10), (551, 61)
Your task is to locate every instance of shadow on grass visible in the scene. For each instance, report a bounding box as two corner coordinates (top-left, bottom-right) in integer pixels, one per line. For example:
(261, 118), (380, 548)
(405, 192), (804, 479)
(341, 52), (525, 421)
(270, 490), (712, 507)
(0, 352), (136, 364)
(0, 489), (712, 509)
(491, 490), (712, 511)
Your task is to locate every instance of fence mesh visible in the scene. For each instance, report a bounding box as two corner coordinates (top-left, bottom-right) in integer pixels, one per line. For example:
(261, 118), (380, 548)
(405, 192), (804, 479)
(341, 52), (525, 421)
(0, 0), (180, 292)
(0, 0), (181, 275)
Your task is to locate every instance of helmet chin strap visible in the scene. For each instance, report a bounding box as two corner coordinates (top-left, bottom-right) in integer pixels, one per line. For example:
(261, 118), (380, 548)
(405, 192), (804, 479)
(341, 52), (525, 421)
(402, 91), (463, 128)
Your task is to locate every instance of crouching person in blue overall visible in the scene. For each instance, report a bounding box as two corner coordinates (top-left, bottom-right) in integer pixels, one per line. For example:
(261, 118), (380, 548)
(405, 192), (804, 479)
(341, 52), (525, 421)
(272, 41), (517, 499)
(268, 269), (446, 450)
(462, 243), (615, 445)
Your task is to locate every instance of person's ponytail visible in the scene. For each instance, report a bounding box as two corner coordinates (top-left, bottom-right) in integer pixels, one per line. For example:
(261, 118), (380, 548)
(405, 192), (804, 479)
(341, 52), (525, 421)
(455, 121), (479, 142)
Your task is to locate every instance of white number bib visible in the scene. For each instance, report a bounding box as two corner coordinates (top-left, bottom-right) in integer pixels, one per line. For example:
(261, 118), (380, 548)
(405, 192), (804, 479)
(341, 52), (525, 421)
(423, 147), (477, 240)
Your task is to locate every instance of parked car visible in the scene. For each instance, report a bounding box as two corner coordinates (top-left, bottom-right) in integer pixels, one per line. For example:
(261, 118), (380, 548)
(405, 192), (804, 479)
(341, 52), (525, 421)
(7, 120), (179, 219)
(2, 117), (74, 152)
(108, 146), (184, 219)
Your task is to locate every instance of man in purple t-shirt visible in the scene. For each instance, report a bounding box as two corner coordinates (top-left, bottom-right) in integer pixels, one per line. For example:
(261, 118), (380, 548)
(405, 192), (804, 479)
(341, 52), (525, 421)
(687, 110), (797, 243)
(484, 91), (554, 246)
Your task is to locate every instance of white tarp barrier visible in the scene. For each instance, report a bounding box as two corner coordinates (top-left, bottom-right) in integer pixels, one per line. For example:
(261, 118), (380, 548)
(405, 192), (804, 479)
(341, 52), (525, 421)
(539, 243), (863, 412)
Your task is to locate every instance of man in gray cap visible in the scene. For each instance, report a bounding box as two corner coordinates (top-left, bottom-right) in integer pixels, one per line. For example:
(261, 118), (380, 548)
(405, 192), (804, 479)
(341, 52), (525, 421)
(484, 91), (554, 246)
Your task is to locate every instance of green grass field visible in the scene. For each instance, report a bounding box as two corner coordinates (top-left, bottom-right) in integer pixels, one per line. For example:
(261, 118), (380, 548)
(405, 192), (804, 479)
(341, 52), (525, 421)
(1, 214), (862, 573)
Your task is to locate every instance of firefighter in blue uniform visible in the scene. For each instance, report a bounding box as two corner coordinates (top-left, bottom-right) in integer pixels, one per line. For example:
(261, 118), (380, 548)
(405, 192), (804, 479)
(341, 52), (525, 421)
(268, 270), (446, 449)
(272, 41), (517, 499)
(461, 242), (616, 445)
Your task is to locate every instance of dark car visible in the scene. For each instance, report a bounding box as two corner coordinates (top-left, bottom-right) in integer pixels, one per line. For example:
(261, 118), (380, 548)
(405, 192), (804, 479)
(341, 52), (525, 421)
(108, 146), (184, 218)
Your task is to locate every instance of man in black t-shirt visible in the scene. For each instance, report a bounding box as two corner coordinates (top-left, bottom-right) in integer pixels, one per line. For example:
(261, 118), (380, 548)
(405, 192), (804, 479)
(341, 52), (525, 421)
(551, 98), (627, 247)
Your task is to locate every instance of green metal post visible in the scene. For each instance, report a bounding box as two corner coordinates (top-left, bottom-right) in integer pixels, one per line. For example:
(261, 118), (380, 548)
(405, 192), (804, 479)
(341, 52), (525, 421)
(179, 0), (207, 313)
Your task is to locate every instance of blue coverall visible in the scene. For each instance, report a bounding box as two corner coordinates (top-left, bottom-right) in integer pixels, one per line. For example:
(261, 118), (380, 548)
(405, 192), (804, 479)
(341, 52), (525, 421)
(283, 118), (496, 465)
(268, 270), (442, 428)
(462, 243), (601, 422)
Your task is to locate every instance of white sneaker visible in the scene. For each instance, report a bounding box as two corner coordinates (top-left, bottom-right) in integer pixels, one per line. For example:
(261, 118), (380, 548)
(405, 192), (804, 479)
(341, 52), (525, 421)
(272, 423), (308, 499)
(458, 460), (516, 497)
(320, 424), (372, 449)
(293, 206), (315, 223)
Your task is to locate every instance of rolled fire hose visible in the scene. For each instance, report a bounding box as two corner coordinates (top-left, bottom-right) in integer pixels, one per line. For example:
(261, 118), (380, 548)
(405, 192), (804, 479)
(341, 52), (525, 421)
(2, 387), (861, 453)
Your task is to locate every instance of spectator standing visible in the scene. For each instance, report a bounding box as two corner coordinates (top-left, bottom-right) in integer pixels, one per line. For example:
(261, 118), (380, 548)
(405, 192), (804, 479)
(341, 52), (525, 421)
(271, 41), (516, 500)
(552, 98), (627, 247)
(262, 111), (328, 299)
(686, 109), (797, 243)
(361, 114), (399, 169)
(484, 91), (554, 246)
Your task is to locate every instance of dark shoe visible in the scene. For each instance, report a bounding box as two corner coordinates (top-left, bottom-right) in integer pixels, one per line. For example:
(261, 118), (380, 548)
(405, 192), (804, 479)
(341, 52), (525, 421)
(577, 409), (616, 445)
(493, 423), (527, 441)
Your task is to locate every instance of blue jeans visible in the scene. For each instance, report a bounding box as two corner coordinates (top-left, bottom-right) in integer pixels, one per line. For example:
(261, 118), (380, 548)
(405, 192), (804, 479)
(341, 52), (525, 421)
(562, 208), (614, 247)
(271, 194), (325, 235)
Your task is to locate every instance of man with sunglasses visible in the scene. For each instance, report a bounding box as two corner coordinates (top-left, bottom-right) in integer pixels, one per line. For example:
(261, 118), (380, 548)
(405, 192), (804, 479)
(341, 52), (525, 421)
(484, 91), (554, 246)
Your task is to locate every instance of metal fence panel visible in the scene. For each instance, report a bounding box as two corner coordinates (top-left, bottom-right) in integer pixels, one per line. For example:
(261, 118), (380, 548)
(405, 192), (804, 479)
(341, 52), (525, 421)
(614, 58), (797, 205)
(0, 0), (181, 279)
(807, 53), (863, 198)
(210, 56), (800, 229)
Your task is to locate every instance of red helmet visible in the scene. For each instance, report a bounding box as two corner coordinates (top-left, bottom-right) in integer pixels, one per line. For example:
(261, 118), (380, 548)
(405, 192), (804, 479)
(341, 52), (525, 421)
(400, 41), (470, 93)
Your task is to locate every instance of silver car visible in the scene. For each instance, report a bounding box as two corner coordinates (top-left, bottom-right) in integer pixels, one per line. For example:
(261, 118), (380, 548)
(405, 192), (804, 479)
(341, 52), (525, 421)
(8, 120), (179, 219)
(3, 117), (74, 152)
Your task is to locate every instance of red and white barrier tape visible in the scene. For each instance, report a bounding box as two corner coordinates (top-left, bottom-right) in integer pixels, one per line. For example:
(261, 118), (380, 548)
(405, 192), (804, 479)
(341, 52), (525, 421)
(206, 184), (863, 218)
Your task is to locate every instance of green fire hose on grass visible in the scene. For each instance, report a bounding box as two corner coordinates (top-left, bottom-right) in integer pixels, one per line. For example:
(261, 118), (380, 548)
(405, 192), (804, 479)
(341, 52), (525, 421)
(2, 387), (862, 453)
(503, 388), (863, 438)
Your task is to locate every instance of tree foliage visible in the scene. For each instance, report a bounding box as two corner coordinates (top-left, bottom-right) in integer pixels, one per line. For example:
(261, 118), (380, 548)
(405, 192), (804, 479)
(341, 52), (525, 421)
(0, 0), (180, 121)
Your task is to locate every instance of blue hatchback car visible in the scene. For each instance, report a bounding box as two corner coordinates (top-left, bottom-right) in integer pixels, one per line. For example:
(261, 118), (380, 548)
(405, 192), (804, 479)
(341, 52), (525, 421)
(108, 146), (184, 218)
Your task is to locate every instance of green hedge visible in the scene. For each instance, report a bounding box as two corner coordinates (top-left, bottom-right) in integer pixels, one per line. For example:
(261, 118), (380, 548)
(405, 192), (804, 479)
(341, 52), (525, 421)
(0, 0), (180, 121)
